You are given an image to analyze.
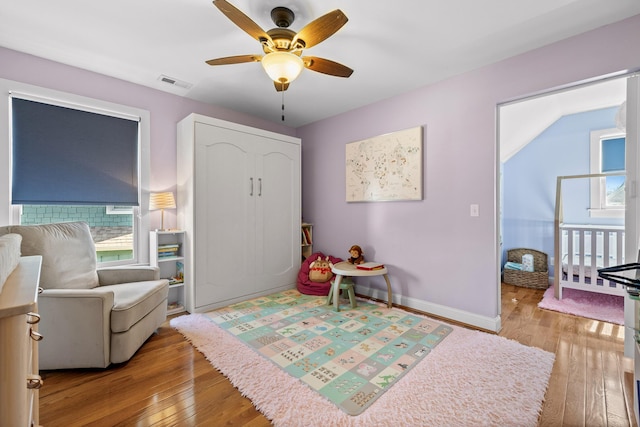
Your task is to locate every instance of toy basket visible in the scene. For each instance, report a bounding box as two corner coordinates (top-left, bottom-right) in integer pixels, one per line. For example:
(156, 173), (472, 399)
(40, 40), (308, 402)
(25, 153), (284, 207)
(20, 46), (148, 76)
(503, 248), (549, 289)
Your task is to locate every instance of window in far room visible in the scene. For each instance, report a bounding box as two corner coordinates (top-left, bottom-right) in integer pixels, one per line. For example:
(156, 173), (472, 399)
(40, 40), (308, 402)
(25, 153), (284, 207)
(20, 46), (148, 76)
(590, 127), (626, 218)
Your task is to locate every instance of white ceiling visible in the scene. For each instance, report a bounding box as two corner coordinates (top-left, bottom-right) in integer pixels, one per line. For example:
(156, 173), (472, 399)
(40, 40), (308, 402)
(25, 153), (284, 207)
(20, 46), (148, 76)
(1, 0), (639, 128)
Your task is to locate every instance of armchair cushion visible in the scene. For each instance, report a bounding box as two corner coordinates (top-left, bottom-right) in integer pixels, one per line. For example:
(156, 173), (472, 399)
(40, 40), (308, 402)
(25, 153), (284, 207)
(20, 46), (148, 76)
(97, 265), (160, 286)
(105, 279), (169, 333)
(7, 222), (99, 289)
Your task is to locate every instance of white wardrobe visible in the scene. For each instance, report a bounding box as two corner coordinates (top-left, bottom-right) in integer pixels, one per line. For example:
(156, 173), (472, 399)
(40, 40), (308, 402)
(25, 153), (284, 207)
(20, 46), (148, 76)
(177, 114), (301, 312)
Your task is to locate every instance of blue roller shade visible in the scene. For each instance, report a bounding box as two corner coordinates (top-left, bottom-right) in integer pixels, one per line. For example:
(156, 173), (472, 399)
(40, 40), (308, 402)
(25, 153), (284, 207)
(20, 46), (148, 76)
(601, 137), (625, 173)
(11, 97), (139, 206)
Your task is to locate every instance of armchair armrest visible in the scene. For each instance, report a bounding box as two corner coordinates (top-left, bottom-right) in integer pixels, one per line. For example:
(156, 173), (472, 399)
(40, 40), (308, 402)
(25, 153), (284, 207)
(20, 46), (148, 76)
(97, 265), (160, 286)
(38, 288), (115, 369)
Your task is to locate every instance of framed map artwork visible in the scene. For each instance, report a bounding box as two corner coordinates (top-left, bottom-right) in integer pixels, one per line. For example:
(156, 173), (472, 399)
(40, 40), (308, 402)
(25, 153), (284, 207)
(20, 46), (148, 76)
(345, 126), (423, 202)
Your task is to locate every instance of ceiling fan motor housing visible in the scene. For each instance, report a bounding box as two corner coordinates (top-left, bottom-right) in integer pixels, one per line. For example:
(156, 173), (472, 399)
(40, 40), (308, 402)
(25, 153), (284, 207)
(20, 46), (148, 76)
(264, 28), (298, 52)
(271, 7), (295, 28)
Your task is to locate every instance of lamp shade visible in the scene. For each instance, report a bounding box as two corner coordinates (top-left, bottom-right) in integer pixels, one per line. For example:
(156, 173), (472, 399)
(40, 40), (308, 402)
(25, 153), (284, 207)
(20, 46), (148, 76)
(261, 51), (304, 84)
(149, 192), (176, 210)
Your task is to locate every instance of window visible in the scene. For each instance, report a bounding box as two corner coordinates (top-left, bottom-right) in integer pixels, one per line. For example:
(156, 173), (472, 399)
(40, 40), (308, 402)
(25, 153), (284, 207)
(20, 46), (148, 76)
(19, 205), (135, 263)
(2, 80), (151, 266)
(590, 128), (626, 218)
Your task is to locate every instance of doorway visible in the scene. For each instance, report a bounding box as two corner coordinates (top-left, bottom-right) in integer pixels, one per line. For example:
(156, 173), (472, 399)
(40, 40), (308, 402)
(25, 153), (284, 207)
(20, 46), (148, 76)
(496, 74), (638, 353)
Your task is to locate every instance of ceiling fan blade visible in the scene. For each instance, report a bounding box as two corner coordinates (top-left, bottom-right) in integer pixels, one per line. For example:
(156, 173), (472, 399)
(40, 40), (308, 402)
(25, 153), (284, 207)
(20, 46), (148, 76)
(213, 0), (272, 45)
(303, 57), (353, 78)
(291, 9), (348, 49)
(205, 54), (262, 66)
(274, 81), (290, 92)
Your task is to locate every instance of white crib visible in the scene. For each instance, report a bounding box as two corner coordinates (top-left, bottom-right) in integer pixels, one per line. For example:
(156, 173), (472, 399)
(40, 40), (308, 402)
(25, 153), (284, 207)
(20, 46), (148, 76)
(556, 224), (626, 299)
(553, 173), (628, 300)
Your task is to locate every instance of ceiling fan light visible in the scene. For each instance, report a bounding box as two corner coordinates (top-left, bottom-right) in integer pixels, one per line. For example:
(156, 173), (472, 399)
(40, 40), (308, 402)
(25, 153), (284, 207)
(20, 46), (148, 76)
(261, 51), (304, 84)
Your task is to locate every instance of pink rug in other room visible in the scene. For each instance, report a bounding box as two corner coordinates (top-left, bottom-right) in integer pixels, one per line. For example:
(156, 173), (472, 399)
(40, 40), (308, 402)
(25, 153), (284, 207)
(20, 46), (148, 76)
(538, 285), (624, 325)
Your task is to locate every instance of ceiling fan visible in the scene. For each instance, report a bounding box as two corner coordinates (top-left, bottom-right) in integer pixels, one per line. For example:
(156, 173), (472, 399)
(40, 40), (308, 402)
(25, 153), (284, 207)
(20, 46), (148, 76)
(206, 0), (354, 92)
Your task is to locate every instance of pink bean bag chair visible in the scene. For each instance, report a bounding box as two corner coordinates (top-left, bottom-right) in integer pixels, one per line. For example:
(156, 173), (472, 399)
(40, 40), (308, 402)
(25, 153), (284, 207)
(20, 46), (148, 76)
(297, 252), (343, 296)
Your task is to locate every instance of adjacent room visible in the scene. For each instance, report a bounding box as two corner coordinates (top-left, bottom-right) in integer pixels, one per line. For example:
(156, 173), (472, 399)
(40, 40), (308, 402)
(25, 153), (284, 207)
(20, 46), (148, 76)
(500, 77), (630, 327)
(1, 1), (640, 426)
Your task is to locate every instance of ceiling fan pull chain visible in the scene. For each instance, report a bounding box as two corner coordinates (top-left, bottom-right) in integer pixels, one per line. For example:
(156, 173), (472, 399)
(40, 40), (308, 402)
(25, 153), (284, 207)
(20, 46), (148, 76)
(281, 82), (285, 121)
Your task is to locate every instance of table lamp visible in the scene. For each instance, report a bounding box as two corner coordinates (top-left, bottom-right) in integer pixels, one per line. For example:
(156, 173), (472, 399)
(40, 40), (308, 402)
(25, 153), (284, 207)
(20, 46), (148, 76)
(149, 192), (176, 231)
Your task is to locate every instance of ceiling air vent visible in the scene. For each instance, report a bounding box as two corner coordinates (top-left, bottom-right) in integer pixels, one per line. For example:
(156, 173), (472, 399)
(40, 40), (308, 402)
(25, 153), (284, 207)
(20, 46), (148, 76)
(158, 75), (193, 89)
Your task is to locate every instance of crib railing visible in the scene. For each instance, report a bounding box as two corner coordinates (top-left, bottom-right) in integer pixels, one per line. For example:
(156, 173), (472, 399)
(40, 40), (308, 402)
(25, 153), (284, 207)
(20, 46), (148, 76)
(553, 173), (627, 300)
(557, 224), (626, 299)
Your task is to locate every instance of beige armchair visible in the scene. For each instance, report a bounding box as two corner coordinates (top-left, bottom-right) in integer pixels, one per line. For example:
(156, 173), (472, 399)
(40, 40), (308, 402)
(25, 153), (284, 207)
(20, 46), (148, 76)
(0, 221), (169, 369)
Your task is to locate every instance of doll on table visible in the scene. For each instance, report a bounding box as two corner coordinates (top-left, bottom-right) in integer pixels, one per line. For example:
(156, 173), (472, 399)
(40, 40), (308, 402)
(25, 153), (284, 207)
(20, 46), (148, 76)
(347, 245), (365, 265)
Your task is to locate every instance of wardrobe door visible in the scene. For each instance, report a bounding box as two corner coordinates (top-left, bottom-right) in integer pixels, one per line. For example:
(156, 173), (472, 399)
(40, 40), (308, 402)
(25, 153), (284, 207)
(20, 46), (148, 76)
(193, 122), (257, 309)
(255, 140), (301, 290)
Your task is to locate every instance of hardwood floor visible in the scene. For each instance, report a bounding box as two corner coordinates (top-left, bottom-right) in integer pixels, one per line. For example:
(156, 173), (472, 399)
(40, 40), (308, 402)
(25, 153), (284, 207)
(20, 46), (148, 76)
(501, 284), (635, 427)
(39, 284), (636, 426)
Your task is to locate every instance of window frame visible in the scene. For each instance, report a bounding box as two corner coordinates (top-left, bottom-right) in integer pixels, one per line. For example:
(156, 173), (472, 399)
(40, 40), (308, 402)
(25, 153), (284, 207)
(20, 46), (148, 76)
(106, 205), (134, 215)
(589, 127), (626, 218)
(0, 78), (151, 266)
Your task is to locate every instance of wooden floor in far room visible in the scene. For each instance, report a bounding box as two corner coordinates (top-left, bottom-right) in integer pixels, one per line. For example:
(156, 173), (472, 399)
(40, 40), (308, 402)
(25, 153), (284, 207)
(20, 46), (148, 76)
(38, 283), (636, 426)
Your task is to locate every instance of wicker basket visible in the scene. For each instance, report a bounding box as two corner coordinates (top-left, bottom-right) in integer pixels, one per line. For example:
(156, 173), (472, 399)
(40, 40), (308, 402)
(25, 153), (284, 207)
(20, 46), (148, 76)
(503, 248), (549, 289)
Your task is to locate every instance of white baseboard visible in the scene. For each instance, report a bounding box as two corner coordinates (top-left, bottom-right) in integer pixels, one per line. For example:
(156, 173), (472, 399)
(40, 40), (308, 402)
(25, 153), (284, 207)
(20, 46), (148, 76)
(192, 284), (502, 333)
(356, 285), (501, 333)
(191, 283), (294, 313)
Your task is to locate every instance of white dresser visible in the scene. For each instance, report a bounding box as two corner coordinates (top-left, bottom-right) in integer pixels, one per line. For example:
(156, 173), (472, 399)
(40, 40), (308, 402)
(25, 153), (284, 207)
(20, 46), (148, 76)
(0, 256), (43, 427)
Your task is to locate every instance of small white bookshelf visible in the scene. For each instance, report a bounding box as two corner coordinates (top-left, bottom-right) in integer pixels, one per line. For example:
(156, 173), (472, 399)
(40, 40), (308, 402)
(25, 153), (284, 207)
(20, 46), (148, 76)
(150, 230), (187, 315)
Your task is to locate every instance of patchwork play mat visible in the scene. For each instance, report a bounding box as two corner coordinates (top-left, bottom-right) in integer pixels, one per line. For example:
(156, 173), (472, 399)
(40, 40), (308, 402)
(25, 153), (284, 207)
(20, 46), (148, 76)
(205, 289), (453, 415)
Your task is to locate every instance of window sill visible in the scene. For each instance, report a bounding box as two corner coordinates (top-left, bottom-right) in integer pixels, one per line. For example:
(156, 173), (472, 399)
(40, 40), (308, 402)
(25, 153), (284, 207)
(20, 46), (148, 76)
(589, 208), (624, 218)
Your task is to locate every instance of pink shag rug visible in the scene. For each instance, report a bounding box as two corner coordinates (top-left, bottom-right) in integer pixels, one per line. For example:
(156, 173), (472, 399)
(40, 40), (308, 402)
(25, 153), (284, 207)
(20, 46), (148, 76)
(538, 285), (624, 325)
(171, 305), (554, 426)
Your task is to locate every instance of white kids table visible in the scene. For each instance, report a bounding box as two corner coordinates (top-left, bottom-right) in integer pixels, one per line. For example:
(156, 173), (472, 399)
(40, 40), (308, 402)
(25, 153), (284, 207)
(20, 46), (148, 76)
(329, 261), (392, 311)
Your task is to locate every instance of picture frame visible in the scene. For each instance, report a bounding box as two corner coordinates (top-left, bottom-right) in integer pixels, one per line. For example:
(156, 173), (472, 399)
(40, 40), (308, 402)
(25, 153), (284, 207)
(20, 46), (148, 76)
(345, 126), (423, 202)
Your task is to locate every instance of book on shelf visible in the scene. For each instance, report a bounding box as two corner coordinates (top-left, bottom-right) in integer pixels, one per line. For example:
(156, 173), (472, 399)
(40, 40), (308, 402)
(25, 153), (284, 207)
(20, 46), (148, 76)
(158, 244), (179, 250)
(301, 230), (308, 245)
(158, 252), (178, 257)
(176, 261), (184, 276)
(302, 227), (312, 245)
(167, 261), (184, 285)
(158, 244), (180, 257)
(356, 262), (385, 271)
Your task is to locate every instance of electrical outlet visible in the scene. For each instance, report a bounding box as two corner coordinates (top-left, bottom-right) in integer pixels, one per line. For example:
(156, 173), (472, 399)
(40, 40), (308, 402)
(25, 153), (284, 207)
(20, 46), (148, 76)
(470, 204), (479, 217)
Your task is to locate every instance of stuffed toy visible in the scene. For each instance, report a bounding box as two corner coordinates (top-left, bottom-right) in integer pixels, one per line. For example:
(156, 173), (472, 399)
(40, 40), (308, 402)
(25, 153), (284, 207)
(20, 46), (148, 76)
(308, 255), (334, 282)
(347, 245), (365, 264)
(297, 252), (342, 296)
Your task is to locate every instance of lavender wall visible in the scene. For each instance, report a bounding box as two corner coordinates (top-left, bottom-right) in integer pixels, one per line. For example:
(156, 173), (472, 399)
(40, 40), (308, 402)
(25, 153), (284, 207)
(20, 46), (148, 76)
(0, 47), (296, 230)
(297, 14), (640, 329)
(1, 13), (639, 329)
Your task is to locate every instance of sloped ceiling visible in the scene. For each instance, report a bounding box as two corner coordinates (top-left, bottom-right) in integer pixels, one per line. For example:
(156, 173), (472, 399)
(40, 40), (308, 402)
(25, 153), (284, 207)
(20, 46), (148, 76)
(500, 77), (627, 162)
